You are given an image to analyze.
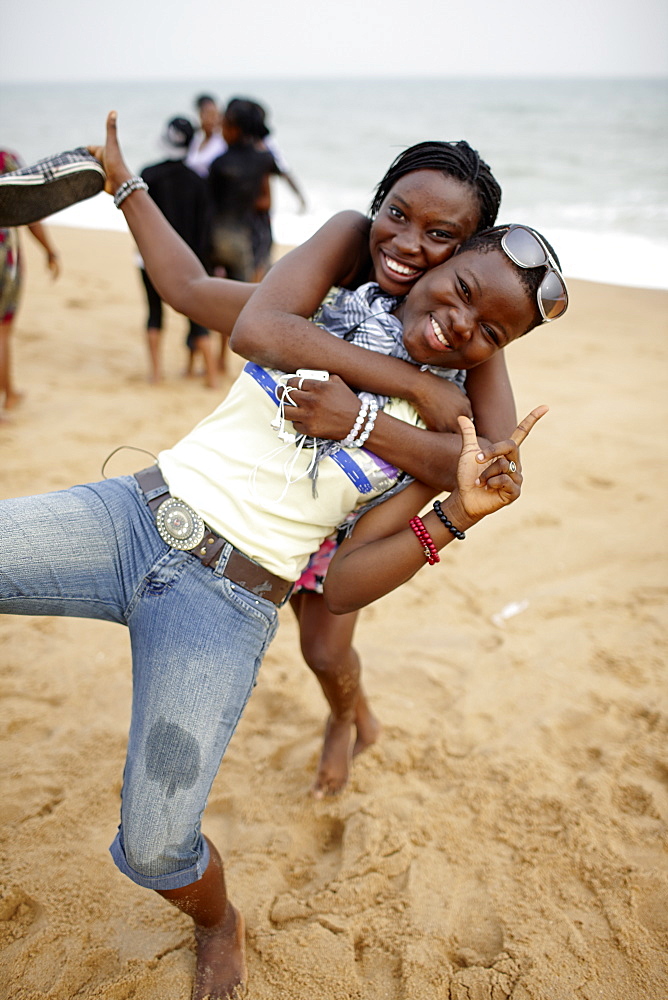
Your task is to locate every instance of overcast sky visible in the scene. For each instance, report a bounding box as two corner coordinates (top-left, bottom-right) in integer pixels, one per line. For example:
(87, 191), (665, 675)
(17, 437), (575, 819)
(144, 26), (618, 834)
(1, 0), (666, 82)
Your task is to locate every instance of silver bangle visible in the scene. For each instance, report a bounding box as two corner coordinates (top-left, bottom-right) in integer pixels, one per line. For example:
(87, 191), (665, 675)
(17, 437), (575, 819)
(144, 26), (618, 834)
(341, 399), (369, 448)
(353, 400), (379, 448)
(114, 176), (149, 209)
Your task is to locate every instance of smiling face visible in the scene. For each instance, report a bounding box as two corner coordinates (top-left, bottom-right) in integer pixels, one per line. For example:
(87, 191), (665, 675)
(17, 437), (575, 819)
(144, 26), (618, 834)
(369, 170), (481, 297)
(399, 248), (537, 370)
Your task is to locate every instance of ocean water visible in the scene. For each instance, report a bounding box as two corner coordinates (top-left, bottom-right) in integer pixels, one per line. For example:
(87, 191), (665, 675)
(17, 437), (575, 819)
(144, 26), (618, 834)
(1, 77), (666, 289)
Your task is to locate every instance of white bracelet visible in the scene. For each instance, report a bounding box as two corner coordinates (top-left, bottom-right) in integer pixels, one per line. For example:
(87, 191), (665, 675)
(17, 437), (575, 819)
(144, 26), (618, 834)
(354, 400), (379, 448)
(114, 176), (149, 209)
(340, 399), (369, 448)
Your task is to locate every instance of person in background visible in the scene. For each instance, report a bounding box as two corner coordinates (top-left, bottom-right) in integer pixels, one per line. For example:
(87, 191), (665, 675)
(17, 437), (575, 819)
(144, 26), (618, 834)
(207, 99), (280, 370)
(185, 94), (226, 179)
(139, 118), (217, 388)
(0, 148), (60, 418)
(234, 97), (307, 281)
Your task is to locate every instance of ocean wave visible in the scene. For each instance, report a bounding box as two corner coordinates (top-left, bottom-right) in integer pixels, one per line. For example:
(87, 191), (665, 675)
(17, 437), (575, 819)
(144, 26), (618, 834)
(46, 197), (668, 292)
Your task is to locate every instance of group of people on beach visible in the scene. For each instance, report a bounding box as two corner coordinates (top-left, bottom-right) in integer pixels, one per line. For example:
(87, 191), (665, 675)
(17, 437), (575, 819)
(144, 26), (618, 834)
(138, 91), (307, 385)
(0, 107), (567, 999)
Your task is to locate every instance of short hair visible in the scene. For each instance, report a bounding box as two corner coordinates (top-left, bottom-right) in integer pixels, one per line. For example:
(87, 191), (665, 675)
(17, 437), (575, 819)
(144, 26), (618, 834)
(458, 225), (565, 334)
(226, 96), (270, 139)
(195, 94), (217, 111)
(224, 98), (268, 140)
(370, 140), (502, 232)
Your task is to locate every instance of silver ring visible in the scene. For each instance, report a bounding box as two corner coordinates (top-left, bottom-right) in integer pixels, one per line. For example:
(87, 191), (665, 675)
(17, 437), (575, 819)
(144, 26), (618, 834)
(508, 460), (517, 474)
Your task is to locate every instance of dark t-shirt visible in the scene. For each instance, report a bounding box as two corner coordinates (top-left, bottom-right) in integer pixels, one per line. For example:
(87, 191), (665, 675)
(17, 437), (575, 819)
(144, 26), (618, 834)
(141, 159), (212, 264)
(208, 143), (277, 228)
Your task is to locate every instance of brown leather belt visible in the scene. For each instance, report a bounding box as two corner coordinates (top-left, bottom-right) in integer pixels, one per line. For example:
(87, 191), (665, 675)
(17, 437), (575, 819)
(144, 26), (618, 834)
(135, 465), (292, 606)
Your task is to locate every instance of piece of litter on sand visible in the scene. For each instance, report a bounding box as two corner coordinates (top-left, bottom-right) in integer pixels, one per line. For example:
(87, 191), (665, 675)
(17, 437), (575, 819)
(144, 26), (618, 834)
(491, 598), (529, 628)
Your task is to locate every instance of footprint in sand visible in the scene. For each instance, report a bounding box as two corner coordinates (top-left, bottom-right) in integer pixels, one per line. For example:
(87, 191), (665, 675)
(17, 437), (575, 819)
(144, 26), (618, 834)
(0, 884), (43, 948)
(444, 878), (505, 969)
(634, 875), (668, 950)
(407, 852), (504, 965)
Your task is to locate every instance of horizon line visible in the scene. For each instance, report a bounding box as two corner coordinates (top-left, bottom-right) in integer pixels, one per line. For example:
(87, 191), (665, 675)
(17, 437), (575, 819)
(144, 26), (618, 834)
(2, 72), (667, 86)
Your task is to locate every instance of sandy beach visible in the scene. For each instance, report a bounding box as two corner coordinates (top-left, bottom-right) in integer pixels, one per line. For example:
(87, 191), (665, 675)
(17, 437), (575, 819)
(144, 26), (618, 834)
(1, 224), (667, 1000)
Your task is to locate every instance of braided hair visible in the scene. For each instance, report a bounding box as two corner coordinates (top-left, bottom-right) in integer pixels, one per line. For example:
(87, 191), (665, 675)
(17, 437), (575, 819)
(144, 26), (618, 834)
(369, 140), (501, 232)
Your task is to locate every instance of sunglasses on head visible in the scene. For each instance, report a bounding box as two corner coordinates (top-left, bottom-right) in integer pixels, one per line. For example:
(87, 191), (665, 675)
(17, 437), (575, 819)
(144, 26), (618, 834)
(501, 224), (569, 323)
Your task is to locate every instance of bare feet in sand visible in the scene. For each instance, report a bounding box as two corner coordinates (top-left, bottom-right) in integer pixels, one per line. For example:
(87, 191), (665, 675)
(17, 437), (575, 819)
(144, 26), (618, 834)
(193, 904), (247, 1000)
(311, 690), (381, 799)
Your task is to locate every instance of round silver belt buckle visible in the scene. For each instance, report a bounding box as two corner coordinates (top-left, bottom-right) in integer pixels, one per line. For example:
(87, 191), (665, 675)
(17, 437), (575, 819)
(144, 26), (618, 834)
(155, 497), (206, 551)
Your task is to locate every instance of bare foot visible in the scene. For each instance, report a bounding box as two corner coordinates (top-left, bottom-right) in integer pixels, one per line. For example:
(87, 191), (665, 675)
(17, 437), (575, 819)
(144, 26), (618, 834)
(311, 714), (354, 799)
(352, 689), (382, 757)
(311, 689), (382, 799)
(193, 905), (247, 1000)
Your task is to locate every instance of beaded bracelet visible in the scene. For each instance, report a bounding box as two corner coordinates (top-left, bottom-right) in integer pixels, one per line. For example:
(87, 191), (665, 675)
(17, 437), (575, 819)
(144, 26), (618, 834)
(114, 176), (149, 209)
(409, 515), (440, 565)
(340, 399), (369, 448)
(354, 399), (379, 448)
(432, 500), (466, 540)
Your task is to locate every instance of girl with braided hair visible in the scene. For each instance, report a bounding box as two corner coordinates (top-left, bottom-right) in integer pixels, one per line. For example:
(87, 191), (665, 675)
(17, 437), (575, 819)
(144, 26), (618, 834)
(96, 127), (511, 799)
(229, 138), (512, 797)
(89, 120), (513, 799)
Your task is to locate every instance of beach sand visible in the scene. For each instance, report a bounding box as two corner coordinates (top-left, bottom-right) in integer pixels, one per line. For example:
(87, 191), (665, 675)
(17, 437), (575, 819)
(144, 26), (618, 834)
(1, 225), (667, 1000)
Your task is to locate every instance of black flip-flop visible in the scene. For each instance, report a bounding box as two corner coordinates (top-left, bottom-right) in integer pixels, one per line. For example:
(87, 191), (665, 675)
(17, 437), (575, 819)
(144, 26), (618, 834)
(0, 148), (106, 227)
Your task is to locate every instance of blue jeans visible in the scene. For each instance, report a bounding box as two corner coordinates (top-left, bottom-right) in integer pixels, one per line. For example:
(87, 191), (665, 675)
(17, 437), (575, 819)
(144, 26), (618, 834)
(0, 475), (279, 890)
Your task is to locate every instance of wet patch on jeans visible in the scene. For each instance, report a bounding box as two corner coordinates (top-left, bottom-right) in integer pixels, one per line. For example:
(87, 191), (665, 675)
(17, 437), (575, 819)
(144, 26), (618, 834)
(145, 715), (201, 798)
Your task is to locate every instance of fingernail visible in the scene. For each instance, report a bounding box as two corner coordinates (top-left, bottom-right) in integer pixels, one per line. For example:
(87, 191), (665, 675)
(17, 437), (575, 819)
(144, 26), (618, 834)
(476, 452), (484, 461)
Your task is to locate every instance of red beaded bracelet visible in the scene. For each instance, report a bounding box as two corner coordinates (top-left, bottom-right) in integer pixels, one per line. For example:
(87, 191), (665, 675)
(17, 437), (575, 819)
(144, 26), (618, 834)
(409, 515), (440, 565)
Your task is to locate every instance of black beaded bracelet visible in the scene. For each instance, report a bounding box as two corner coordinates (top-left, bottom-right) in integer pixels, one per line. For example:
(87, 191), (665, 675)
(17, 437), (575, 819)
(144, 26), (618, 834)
(432, 500), (466, 540)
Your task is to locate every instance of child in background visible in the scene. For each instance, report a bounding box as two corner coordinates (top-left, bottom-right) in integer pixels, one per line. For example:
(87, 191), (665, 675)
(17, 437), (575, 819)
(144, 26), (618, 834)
(138, 117), (217, 388)
(0, 148), (60, 417)
(185, 93), (226, 179)
(233, 96), (308, 280)
(208, 98), (279, 283)
(207, 98), (281, 371)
